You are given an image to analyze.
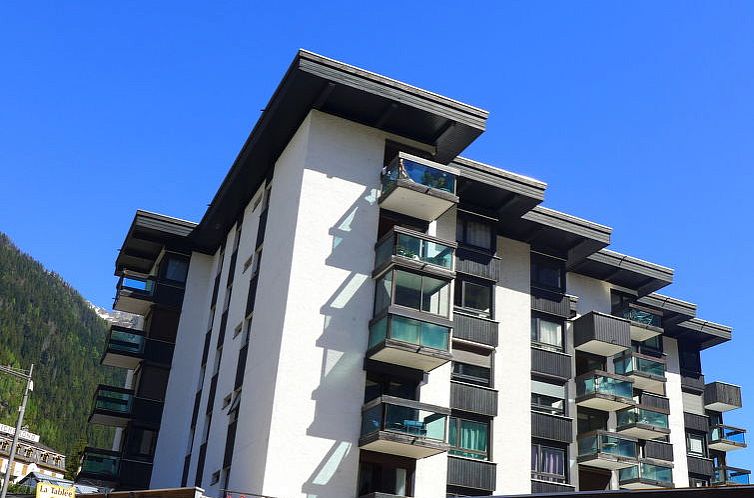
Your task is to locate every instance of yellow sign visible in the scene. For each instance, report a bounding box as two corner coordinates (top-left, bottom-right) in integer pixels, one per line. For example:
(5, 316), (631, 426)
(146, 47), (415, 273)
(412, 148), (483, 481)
(35, 482), (75, 498)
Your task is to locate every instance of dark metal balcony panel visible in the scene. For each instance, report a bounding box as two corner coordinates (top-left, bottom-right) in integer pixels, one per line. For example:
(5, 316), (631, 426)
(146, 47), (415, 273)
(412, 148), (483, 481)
(531, 287), (571, 318)
(119, 458), (153, 490)
(455, 246), (500, 282)
(447, 456), (496, 491)
(531, 347), (572, 381)
(453, 312), (498, 347)
(531, 412), (573, 443)
(684, 412), (710, 433)
(574, 311), (631, 356)
(641, 393), (670, 412)
(687, 455), (714, 477)
(644, 440), (674, 462)
(450, 382), (498, 417)
(531, 480), (576, 493)
(681, 371), (706, 394)
(704, 381), (743, 412)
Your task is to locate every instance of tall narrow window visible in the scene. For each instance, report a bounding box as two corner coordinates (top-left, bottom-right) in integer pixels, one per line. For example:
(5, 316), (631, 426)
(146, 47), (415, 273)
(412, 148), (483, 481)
(531, 380), (566, 415)
(454, 277), (492, 317)
(532, 442), (567, 482)
(531, 314), (564, 351)
(531, 254), (565, 292)
(457, 217), (494, 251)
(448, 417), (490, 460)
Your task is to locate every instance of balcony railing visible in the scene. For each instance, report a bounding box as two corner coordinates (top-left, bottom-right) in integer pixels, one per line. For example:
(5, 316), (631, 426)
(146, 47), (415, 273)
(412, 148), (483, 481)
(379, 153), (459, 222)
(359, 396), (449, 459)
(576, 371), (635, 411)
(709, 424), (747, 451)
(614, 352), (666, 395)
(619, 462), (673, 488)
(578, 431), (638, 470)
(79, 447), (119, 480)
(616, 306), (662, 328)
(382, 156), (456, 195)
(573, 311), (631, 356)
(89, 385), (164, 428)
(94, 386), (133, 415)
(374, 227), (455, 274)
(114, 272), (185, 315)
(369, 314), (450, 352)
(704, 381), (743, 412)
(713, 466), (751, 485)
(616, 407), (669, 439)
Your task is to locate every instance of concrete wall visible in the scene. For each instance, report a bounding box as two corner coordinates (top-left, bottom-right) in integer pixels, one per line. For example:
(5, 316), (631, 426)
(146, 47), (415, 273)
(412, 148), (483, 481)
(664, 336), (690, 487)
(494, 236), (532, 495)
(151, 252), (213, 487)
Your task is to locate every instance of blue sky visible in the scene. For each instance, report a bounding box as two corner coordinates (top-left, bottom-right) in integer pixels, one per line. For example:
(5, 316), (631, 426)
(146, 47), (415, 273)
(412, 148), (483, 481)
(1, 1), (752, 471)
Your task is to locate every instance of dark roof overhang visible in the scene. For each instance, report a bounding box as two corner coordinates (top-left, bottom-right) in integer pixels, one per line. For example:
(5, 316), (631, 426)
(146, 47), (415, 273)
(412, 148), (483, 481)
(494, 485), (754, 498)
(570, 249), (673, 296)
(190, 49), (489, 252)
(115, 210), (196, 275)
(498, 205), (612, 267)
(665, 317), (732, 350)
(452, 156), (547, 221)
(637, 293), (697, 327)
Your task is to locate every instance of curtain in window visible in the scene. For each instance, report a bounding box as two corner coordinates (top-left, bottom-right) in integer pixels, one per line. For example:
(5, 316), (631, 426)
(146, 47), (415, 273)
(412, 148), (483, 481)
(465, 220), (492, 250)
(539, 320), (562, 348)
(540, 446), (564, 477)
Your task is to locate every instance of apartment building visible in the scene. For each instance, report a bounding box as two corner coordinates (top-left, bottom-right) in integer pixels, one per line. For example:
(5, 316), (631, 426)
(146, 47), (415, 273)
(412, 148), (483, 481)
(77, 50), (747, 497)
(0, 425), (66, 484)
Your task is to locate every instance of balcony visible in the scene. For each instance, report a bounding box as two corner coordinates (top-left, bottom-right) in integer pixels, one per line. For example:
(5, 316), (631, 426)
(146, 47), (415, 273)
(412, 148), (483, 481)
(359, 396), (449, 459)
(101, 325), (174, 369)
(619, 462), (673, 489)
(704, 381), (743, 412)
(450, 381), (498, 417)
(456, 245), (500, 282)
(78, 447), (119, 482)
(114, 273), (184, 315)
(681, 370), (706, 394)
(614, 352), (666, 395)
(574, 311), (631, 357)
(578, 431), (638, 470)
(531, 287), (573, 319)
(709, 425), (747, 452)
(644, 440), (674, 462)
(379, 153), (459, 222)
(367, 314), (452, 372)
(531, 347), (572, 381)
(531, 481), (575, 493)
(616, 406), (670, 439)
(531, 411), (573, 444)
(88, 385), (163, 428)
(575, 371), (635, 412)
(687, 455), (714, 477)
(447, 456), (496, 492)
(713, 466), (751, 486)
(374, 227), (456, 278)
(615, 305), (663, 342)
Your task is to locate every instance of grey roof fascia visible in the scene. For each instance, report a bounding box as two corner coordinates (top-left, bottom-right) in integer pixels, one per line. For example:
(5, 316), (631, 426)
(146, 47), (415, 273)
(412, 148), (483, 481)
(588, 249), (674, 281)
(452, 156), (547, 202)
(638, 293), (698, 319)
(523, 206), (612, 244)
(678, 317), (732, 346)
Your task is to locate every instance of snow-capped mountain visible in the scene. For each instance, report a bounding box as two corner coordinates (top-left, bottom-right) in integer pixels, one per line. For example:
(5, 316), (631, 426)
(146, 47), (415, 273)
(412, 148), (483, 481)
(88, 302), (143, 328)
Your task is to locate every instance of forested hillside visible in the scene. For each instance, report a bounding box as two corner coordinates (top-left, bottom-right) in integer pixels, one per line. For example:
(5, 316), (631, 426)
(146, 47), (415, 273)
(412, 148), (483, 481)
(0, 232), (123, 476)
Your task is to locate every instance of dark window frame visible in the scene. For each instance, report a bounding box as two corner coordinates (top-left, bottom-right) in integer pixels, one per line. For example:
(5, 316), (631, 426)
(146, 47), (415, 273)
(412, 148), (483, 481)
(454, 276), (493, 318)
(531, 254), (566, 293)
(686, 431), (708, 458)
(451, 362), (491, 388)
(448, 416), (491, 461)
(531, 440), (568, 483)
(531, 313), (565, 352)
(456, 215), (496, 253)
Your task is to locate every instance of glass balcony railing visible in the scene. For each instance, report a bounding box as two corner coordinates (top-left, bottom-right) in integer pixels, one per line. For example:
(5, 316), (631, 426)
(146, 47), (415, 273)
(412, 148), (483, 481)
(80, 448), (119, 479)
(369, 314), (450, 352)
(361, 398), (448, 442)
(619, 463), (673, 484)
(614, 353), (665, 378)
(576, 372), (633, 399)
(117, 274), (156, 296)
(615, 306), (662, 328)
(374, 269), (451, 318)
(375, 229), (455, 271)
(711, 425), (747, 445)
(94, 386), (133, 415)
(713, 466), (751, 485)
(617, 407), (669, 430)
(107, 326), (146, 355)
(578, 432), (637, 459)
(382, 156), (456, 195)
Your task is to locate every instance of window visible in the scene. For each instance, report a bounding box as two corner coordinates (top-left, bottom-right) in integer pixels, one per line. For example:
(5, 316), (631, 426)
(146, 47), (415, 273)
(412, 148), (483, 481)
(531, 314), (564, 351)
(687, 432), (707, 457)
(452, 363), (491, 387)
(163, 256), (189, 283)
(210, 470), (220, 485)
(679, 342), (702, 374)
(374, 270), (451, 317)
(364, 373), (418, 403)
(633, 335), (663, 356)
(454, 278), (492, 317)
(531, 380), (566, 415)
(449, 417), (489, 460)
(689, 477), (709, 487)
(531, 255), (564, 292)
(457, 217), (494, 251)
(531, 442), (567, 482)
(577, 408), (608, 434)
(358, 459), (413, 497)
(452, 345), (493, 387)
